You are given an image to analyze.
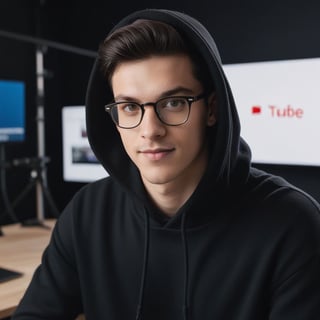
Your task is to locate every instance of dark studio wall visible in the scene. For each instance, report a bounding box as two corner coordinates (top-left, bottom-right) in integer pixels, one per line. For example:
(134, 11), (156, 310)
(1, 0), (320, 225)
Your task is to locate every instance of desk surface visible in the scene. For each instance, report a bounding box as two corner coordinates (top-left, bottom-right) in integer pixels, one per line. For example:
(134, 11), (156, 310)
(0, 220), (55, 318)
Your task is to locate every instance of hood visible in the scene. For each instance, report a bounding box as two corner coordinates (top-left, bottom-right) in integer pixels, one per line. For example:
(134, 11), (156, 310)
(85, 8), (251, 203)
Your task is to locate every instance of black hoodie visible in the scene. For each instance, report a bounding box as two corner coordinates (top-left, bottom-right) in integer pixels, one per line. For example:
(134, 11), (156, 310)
(13, 9), (320, 320)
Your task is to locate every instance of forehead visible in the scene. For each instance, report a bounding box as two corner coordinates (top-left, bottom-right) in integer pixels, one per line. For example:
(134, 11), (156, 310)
(111, 54), (202, 99)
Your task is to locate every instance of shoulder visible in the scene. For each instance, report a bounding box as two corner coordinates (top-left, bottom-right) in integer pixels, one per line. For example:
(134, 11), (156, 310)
(247, 167), (320, 215)
(73, 176), (120, 201)
(241, 167), (320, 252)
(263, 187), (320, 245)
(244, 168), (320, 259)
(240, 168), (320, 286)
(247, 168), (320, 234)
(55, 177), (126, 237)
(241, 169), (320, 235)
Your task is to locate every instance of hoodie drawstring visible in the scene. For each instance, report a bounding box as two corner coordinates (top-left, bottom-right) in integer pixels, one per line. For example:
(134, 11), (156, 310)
(135, 208), (150, 320)
(181, 211), (190, 320)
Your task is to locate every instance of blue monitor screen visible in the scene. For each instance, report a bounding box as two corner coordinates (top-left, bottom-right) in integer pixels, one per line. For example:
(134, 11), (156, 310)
(0, 80), (25, 143)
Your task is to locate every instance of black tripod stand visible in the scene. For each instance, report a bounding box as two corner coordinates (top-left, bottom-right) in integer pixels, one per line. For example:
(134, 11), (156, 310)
(0, 143), (60, 233)
(8, 156), (60, 227)
(0, 20), (96, 231)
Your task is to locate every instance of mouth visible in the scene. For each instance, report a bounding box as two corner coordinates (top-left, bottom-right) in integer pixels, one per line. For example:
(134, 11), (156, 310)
(139, 148), (175, 161)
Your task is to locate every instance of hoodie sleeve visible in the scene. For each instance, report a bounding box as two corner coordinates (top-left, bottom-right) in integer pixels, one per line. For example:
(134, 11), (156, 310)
(270, 256), (320, 319)
(12, 202), (83, 320)
(267, 189), (320, 319)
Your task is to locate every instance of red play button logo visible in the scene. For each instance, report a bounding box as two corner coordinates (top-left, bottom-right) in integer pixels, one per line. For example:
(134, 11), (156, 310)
(252, 105), (262, 114)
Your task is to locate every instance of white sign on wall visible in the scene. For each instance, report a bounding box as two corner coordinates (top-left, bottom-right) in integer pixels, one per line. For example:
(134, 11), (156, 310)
(223, 57), (320, 166)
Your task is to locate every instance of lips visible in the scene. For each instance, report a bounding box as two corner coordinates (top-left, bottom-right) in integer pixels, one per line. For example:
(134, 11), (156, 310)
(139, 147), (175, 160)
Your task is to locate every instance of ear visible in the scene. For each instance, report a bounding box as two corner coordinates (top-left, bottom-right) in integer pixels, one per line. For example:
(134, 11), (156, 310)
(206, 92), (217, 127)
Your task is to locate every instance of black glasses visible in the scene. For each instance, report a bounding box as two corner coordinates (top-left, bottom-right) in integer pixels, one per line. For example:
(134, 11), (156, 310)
(105, 93), (206, 129)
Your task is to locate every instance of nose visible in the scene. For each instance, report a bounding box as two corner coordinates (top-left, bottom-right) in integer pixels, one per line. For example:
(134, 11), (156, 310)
(139, 106), (166, 139)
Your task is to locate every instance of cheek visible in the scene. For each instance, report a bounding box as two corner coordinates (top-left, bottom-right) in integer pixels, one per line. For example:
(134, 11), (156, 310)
(189, 127), (207, 150)
(118, 131), (135, 157)
(176, 120), (207, 154)
(189, 108), (211, 137)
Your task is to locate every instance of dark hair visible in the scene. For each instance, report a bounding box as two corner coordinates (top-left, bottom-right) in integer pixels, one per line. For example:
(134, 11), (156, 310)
(98, 19), (213, 92)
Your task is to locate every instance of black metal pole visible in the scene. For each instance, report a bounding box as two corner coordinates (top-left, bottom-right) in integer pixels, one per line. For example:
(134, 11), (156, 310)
(0, 28), (96, 224)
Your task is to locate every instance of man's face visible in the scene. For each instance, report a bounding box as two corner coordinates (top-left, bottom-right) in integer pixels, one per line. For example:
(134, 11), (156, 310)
(111, 54), (216, 190)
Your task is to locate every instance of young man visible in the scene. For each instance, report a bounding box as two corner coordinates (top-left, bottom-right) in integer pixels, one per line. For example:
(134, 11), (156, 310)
(13, 9), (320, 320)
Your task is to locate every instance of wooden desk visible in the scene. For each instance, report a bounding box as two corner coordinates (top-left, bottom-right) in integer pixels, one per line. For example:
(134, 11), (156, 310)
(0, 220), (56, 318)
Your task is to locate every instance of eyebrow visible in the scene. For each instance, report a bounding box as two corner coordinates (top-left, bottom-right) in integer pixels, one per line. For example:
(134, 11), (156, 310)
(114, 86), (196, 102)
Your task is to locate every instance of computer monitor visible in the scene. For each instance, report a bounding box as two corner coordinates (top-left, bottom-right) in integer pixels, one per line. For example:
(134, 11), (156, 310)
(61, 105), (108, 183)
(0, 80), (26, 144)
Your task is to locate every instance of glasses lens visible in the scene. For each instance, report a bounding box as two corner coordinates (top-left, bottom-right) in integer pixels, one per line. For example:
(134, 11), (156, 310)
(111, 102), (142, 128)
(156, 97), (190, 125)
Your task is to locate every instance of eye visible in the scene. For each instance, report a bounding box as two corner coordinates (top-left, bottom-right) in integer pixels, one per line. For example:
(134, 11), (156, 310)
(118, 102), (140, 113)
(159, 97), (187, 111)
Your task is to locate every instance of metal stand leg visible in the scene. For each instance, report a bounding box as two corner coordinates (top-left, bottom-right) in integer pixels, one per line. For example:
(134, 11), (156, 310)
(11, 157), (60, 228)
(1, 155), (60, 231)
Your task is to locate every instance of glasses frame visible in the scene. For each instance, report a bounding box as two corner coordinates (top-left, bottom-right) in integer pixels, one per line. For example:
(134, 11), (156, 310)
(105, 92), (206, 129)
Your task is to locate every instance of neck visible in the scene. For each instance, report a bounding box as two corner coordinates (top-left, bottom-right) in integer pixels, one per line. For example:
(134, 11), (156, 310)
(142, 162), (207, 217)
(144, 182), (195, 217)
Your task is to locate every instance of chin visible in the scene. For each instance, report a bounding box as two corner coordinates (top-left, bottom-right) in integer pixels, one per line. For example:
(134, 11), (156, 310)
(145, 177), (170, 185)
(141, 172), (175, 185)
